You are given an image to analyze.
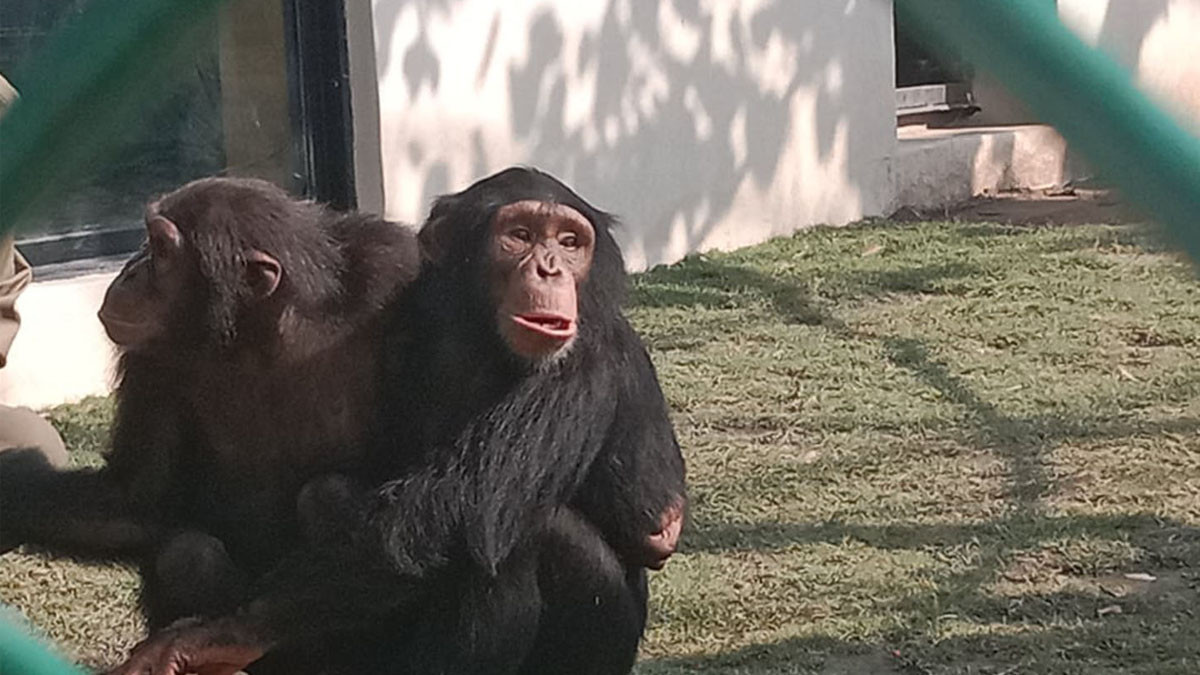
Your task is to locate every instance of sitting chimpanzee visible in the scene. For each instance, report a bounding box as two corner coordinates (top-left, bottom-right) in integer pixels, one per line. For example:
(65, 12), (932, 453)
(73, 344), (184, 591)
(109, 167), (687, 675)
(0, 177), (421, 637)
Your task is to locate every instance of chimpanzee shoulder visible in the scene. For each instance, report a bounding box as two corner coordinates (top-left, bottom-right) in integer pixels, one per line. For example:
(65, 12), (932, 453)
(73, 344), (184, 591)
(327, 213), (420, 318)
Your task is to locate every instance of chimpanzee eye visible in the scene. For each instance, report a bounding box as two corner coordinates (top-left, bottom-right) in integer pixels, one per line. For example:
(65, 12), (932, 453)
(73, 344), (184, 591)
(510, 227), (533, 243)
(559, 233), (579, 250)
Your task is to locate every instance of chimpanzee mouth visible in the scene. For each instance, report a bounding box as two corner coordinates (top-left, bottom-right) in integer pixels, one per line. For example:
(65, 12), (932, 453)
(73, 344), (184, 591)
(97, 312), (143, 342)
(511, 313), (576, 340)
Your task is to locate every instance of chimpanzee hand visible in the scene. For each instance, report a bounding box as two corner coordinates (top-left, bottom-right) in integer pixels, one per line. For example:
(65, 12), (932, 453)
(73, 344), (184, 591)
(643, 497), (685, 570)
(107, 617), (267, 675)
(0, 447), (56, 553)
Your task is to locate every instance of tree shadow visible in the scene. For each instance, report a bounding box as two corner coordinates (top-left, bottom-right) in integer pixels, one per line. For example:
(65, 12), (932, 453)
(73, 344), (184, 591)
(639, 636), (915, 674)
(639, 583), (1200, 673)
(882, 336), (1045, 513)
(654, 256), (1200, 534)
(372, 0), (893, 269)
(1093, 0), (1172, 73)
(641, 254), (1200, 669)
(686, 512), (1200, 562)
(632, 254), (981, 319)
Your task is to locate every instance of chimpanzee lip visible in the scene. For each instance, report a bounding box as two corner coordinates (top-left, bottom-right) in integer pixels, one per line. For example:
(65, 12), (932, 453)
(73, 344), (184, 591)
(511, 313), (576, 339)
(98, 312), (143, 333)
(98, 313), (145, 344)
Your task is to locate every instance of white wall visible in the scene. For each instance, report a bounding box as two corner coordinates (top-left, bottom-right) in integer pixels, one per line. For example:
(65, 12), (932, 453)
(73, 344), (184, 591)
(362, 0), (897, 271)
(0, 270), (117, 409)
(1059, 0), (1200, 130)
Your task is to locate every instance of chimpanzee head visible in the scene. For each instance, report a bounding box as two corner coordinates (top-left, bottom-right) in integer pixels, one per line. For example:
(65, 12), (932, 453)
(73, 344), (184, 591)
(98, 177), (337, 352)
(419, 167), (627, 366)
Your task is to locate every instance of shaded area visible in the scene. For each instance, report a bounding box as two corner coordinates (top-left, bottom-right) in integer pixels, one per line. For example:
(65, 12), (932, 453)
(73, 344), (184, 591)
(894, 188), (1147, 227)
(642, 636), (913, 675)
(687, 513), (1200, 561)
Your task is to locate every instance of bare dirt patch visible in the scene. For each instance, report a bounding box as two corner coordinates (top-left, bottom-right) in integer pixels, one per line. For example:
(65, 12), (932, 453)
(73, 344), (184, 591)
(894, 188), (1143, 226)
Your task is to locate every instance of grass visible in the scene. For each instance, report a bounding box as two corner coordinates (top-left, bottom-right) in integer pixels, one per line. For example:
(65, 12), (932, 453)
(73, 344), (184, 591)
(4, 218), (1200, 673)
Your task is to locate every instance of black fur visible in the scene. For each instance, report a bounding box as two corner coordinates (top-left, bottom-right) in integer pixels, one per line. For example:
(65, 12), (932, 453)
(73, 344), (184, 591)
(242, 167), (687, 675)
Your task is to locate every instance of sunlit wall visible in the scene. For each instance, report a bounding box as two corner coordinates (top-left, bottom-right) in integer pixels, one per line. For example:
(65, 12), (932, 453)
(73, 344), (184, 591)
(355, 0), (897, 271)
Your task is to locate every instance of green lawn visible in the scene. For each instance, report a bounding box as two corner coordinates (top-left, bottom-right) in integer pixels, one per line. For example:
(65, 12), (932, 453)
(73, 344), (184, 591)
(5, 218), (1200, 673)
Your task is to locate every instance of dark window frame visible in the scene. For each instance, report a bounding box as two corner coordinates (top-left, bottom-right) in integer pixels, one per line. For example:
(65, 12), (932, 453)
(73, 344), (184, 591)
(893, 4), (978, 127)
(283, 0), (356, 212)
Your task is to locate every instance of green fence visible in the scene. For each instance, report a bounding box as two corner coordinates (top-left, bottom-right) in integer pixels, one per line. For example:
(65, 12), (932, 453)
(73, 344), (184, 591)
(4, 0), (1200, 671)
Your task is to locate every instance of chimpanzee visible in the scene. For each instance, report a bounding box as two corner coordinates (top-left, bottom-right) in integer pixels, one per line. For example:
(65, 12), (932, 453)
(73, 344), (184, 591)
(109, 167), (687, 675)
(0, 177), (421, 632)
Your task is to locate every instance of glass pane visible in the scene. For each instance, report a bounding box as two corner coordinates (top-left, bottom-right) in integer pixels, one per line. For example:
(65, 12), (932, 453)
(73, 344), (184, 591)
(1, 0), (298, 262)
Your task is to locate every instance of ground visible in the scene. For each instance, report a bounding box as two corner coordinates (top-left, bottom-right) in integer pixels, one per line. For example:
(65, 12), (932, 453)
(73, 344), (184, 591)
(3, 194), (1199, 674)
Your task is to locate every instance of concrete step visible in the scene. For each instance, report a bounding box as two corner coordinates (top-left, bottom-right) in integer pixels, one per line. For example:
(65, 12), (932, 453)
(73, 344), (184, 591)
(894, 124), (1088, 211)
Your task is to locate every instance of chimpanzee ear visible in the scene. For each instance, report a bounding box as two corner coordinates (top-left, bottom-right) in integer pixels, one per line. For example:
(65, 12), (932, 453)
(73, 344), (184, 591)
(146, 215), (183, 262)
(418, 195), (459, 264)
(245, 249), (282, 298)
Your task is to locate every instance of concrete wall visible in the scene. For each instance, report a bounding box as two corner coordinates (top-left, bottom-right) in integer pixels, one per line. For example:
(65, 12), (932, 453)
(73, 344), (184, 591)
(958, 1), (1200, 130)
(365, 0), (897, 271)
(895, 125), (1078, 210)
(0, 268), (117, 410)
(1059, 0), (1200, 130)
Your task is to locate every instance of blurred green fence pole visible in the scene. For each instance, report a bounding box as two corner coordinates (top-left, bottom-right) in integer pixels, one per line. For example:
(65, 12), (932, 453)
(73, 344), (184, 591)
(0, 0), (223, 668)
(895, 0), (1200, 263)
(0, 609), (84, 675)
(0, 0), (225, 237)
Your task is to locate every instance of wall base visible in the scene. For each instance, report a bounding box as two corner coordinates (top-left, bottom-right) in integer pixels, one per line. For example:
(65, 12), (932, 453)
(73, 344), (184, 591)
(894, 124), (1087, 212)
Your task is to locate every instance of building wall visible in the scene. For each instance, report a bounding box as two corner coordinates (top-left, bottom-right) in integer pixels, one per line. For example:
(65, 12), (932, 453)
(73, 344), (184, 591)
(363, 0), (897, 271)
(1060, 0), (1200, 129)
(0, 268), (117, 410)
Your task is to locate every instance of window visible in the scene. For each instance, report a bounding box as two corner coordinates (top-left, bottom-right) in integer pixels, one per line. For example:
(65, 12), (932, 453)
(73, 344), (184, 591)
(894, 5), (978, 126)
(1, 0), (354, 266)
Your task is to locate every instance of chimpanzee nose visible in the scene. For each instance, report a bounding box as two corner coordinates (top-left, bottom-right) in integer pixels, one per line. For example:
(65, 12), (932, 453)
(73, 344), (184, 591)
(536, 251), (562, 278)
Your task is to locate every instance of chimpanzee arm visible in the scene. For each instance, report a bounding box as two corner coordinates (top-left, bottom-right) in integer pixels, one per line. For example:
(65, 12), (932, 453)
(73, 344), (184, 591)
(355, 324), (678, 578)
(0, 451), (154, 554)
(0, 359), (181, 557)
(107, 531), (424, 675)
(108, 475), (447, 675)
(572, 326), (687, 567)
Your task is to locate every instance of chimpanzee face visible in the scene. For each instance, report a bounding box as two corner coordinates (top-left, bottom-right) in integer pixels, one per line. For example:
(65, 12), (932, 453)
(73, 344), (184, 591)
(98, 211), (281, 352)
(488, 200), (595, 363)
(98, 215), (191, 350)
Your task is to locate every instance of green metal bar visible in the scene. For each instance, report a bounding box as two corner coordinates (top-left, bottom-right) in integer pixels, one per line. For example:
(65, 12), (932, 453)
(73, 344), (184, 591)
(0, 0), (225, 235)
(0, 0), (222, 662)
(0, 609), (85, 675)
(895, 0), (1200, 262)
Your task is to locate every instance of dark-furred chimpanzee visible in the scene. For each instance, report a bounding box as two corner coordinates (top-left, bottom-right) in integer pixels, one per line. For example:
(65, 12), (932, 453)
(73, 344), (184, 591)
(109, 167), (687, 675)
(0, 177), (420, 634)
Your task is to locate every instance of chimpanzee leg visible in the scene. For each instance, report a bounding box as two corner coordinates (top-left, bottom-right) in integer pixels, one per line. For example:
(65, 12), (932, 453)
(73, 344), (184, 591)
(141, 530), (250, 630)
(285, 473), (542, 674)
(519, 509), (649, 675)
(398, 509), (645, 675)
(295, 473), (366, 548)
(382, 544), (542, 675)
(262, 496), (644, 674)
